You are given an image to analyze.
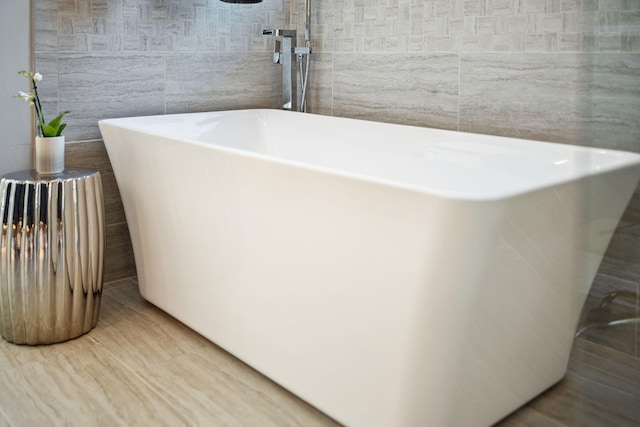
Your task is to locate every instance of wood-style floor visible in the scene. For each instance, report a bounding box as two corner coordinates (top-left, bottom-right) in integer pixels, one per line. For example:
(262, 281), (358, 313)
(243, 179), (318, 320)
(0, 277), (638, 426)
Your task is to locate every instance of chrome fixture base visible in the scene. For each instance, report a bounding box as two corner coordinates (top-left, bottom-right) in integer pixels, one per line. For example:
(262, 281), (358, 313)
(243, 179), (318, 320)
(263, 28), (312, 112)
(264, 29), (298, 111)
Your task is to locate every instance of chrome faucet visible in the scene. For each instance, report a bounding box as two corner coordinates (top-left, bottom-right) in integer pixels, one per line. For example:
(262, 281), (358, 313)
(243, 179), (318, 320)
(263, 29), (297, 111)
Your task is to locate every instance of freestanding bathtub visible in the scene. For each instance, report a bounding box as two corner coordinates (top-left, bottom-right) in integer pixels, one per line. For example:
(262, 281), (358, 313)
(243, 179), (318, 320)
(99, 110), (640, 427)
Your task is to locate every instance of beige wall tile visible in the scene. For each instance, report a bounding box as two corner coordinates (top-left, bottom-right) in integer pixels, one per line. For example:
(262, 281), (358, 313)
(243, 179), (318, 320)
(333, 52), (459, 129)
(65, 140), (126, 225)
(58, 52), (166, 141)
(165, 52), (281, 112)
(105, 222), (137, 282)
(459, 53), (588, 143)
(65, 139), (136, 282)
(306, 52), (333, 115)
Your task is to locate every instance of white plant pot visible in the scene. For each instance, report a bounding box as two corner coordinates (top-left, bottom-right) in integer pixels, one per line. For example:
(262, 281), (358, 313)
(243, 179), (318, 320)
(35, 136), (65, 175)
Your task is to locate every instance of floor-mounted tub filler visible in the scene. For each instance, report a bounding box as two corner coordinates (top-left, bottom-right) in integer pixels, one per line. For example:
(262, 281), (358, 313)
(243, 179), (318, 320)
(99, 110), (640, 427)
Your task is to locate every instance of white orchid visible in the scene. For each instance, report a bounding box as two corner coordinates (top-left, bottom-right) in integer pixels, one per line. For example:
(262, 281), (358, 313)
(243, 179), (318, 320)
(16, 91), (33, 102)
(15, 70), (69, 137)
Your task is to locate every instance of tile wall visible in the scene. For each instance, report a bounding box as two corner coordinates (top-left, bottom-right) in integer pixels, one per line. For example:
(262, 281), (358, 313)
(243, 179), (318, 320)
(34, 0), (286, 281)
(35, 0), (640, 354)
(292, 0), (640, 147)
(35, 0), (285, 141)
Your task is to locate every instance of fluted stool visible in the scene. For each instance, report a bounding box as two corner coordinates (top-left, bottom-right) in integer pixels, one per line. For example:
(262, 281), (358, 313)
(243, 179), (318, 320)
(0, 169), (105, 345)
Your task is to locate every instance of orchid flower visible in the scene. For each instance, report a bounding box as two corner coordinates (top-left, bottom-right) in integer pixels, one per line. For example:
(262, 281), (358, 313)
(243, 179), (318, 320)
(15, 70), (69, 137)
(15, 91), (33, 102)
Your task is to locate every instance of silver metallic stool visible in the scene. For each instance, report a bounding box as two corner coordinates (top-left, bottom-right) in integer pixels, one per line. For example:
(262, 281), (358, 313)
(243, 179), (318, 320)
(0, 169), (105, 345)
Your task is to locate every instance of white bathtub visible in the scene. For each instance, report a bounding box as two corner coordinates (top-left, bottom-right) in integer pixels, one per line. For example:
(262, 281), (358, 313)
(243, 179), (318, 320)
(99, 110), (640, 427)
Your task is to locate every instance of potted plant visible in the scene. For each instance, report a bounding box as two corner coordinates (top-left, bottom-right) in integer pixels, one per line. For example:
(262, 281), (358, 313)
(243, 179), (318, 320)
(15, 70), (70, 175)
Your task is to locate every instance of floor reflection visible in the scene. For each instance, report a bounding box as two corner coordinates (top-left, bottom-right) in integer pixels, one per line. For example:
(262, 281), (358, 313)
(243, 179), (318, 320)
(577, 291), (639, 337)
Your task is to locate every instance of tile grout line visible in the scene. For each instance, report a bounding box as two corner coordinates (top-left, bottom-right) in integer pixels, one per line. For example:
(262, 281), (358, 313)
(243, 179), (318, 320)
(103, 276), (138, 293)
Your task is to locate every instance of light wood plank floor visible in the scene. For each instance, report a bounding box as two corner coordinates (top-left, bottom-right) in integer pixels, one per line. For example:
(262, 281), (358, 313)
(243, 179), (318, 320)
(0, 278), (638, 426)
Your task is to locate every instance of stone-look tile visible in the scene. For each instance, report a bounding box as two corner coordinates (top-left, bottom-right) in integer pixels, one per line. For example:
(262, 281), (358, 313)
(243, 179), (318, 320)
(598, 255), (640, 285)
(0, 334), (91, 374)
(496, 407), (566, 426)
(91, 285), (341, 426)
(459, 53), (587, 143)
(588, 286), (640, 356)
(577, 273), (638, 355)
(102, 279), (157, 317)
(105, 222), (137, 282)
(52, 139), (134, 283)
(94, 286), (145, 329)
(103, 277), (137, 291)
(603, 224), (640, 272)
(333, 53), (459, 129)
(39, 0), (282, 54)
(579, 53), (640, 152)
(622, 31), (640, 52)
(97, 286), (161, 330)
(292, 0), (640, 54)
(459, 53), (640, 150)
(57, 52), (166, 141)
(165, 52), (281, 113)
(306, 52), (333, 116)
(527, 370), (640, 426)
(586, 273), (639, 312)
(0, 340), (191, 425)
(34, 0), (57, 52)
(65, 139), (126, 225)
(620, 188), (640, 225)
(499, 337), (640, 426)
(637, 324), (640, 357)
(58, 34), (91, 52)
(570, 338), (640, 389)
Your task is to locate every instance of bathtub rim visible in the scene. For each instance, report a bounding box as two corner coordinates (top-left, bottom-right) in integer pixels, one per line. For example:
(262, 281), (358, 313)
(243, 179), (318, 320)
(98, 109), (640, 203)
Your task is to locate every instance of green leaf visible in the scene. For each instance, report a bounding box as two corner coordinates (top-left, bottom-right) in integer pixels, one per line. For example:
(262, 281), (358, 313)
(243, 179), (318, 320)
(56, 123), (67, 136)
(48, 111), (70, 130)
(42, 124), (57, 137)
(41, 111), (70, 137)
